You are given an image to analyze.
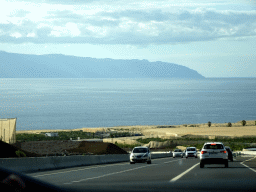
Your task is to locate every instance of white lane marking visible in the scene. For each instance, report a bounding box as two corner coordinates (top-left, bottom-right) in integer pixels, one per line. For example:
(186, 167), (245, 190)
(153, 157), (173, 160)
(64, 164), (157, 185)
(164, 159), (183, 164)
(63, 158), (181, 184)
(31, 162), (129, 177)
(170, 163), (200, 182)
(240, 156), (256, 173)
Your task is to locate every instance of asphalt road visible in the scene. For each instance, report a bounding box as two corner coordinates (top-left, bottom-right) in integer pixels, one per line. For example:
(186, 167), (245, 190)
(27, 155), (256, 192)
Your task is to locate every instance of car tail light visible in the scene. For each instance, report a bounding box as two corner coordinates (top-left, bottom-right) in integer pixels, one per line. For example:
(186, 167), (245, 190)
(201, 151), (207, 154)
(220, 150), (227, 153)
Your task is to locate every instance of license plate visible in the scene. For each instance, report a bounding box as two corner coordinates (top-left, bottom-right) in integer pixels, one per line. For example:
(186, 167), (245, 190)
(209, 152), (217, 155)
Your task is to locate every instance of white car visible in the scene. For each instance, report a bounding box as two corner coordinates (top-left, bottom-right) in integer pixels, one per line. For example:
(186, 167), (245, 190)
(200, 142), (228, 168)
(184, 147), (197, 158)
(172, 149), (183, 158)
(130, 146), (151, 164)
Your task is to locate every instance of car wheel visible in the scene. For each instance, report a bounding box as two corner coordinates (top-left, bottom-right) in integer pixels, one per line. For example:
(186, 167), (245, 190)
(147, 160), (151, 164)
(173, 156), (175, 158)
(200, 163), (204, 168)
(130, 162), (135, 164)
(225, 161), (228, 168)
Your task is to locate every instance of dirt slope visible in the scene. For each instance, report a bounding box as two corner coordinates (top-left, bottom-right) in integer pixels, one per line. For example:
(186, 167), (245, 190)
(66, 141), (128, 155)
(0, 141), (42, 158)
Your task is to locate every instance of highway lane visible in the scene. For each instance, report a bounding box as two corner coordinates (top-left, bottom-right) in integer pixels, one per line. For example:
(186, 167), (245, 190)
(26, 156), (256, 192)
(27, 157), (188, 185)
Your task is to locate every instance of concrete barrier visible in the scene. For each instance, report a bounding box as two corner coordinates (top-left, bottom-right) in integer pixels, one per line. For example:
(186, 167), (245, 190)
(0, 154), (129, 173)
(232, 150), (256, 157)
(0, 152), (172, 173)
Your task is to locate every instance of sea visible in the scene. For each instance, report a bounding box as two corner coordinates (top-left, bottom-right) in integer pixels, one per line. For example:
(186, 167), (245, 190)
(0, 78), (255, 131)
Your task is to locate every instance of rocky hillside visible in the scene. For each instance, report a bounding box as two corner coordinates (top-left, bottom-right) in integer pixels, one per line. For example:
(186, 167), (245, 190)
(0, 51), (205, 79)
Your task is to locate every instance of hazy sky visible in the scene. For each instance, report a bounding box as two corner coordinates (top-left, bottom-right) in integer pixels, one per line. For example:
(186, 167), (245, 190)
(1, 0), (256, 77)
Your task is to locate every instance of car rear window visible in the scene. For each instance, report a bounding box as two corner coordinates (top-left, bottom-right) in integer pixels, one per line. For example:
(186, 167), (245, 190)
(187, 148), (196, 151)
(204, 144), (224, 149)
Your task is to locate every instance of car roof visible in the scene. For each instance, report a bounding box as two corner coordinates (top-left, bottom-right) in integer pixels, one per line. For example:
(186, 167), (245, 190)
(203, 142), (224, 145)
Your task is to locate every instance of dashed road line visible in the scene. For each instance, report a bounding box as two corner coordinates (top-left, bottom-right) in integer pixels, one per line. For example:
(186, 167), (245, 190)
(240, 156), (256, 173)
(164, 159), (183, 163)
(63, 164), (157, 185)
(31, 162), (129, 177)
(170, 163), (200, 182)
(63, 158), (181, 185)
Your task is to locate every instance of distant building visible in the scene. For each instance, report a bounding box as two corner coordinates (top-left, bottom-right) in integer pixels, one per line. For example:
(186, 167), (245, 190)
(45, 132), (58, 137)
(0, 118), (17, 144)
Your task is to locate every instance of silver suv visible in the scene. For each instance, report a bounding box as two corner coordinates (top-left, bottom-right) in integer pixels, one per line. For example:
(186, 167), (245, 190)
(130, 146), (151, 164)
(200, 142), (228, 168)
(184, 147), (197, 158)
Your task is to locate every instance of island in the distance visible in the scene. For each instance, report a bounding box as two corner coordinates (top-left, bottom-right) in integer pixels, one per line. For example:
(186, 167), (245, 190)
(0, 51), (205, 79)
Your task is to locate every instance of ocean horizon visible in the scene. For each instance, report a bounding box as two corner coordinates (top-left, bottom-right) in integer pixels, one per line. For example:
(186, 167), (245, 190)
(1, 78), (255, 131)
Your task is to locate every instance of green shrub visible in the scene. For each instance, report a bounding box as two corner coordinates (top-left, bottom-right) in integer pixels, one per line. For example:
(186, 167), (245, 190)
(15, 150), (26, 157)
(255, 121), (256, 126)
(208, 121), (211, 127)
(241, 120), (246, 126)
(183, 125), (187, 127)
(228, 143), (251, 151)
(227, 122), (232, 127)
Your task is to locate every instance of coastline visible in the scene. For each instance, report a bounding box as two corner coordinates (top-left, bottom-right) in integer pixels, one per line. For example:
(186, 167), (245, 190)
(16, 120), (256, 137)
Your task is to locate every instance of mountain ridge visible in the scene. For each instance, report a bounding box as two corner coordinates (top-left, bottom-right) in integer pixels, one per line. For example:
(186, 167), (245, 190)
(0, 51), (205, 79)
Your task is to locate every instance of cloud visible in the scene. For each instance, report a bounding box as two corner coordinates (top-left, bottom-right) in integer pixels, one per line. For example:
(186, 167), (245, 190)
(1, 1), (256, 45)
(8, 0), (99, 4)
(9, 10), (30, 17)
(99, 9), (171, 22)
(45, 10), (120, 27)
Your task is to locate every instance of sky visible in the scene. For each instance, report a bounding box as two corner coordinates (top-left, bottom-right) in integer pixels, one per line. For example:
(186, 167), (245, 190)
(0, 0), (256, 78)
